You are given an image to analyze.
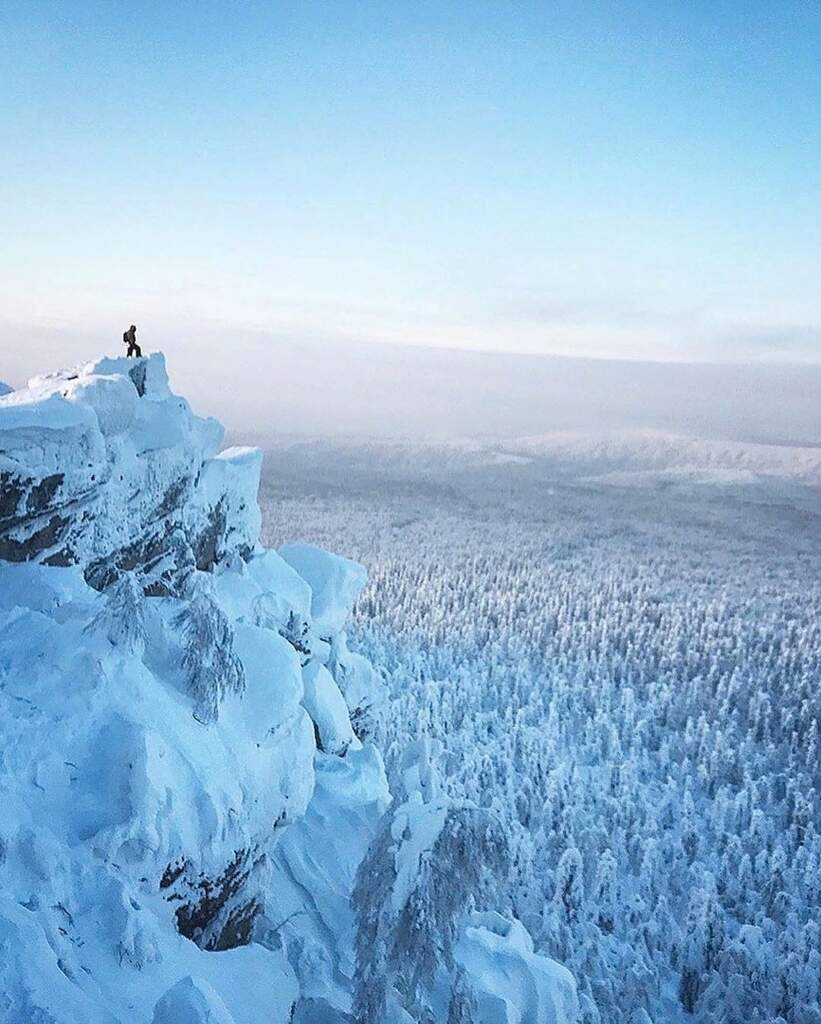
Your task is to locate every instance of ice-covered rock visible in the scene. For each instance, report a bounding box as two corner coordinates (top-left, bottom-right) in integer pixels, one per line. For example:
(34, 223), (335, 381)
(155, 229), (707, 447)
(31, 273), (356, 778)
(0, 354), (253, 594)
(0, 352), (388, 1023)
(328, 630), (388, 741)
(263, 744), (390, 1019)
(455, 912), (579, 1024)
(0, 352), (578, 1024)
(280, 543), (367, 637)
(152, 976), (235, 1024)
(302, 660), (359, 755)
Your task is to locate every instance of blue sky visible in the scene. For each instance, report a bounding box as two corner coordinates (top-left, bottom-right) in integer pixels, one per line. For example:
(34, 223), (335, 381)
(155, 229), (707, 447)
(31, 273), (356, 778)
(1, 0), (820, 364)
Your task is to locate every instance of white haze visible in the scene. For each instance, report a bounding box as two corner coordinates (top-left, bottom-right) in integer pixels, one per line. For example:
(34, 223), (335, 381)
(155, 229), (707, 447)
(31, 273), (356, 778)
(2, 319), (819, 444)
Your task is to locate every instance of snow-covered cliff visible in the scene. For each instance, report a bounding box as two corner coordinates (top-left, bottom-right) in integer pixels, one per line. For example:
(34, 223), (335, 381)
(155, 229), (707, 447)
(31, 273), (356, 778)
(0, 355), (576, 1023)
(0, 355), (258, 593)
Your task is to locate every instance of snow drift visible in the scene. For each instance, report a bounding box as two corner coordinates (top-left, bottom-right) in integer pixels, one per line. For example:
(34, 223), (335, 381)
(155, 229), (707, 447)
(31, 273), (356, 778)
(0, 354), (576, 1023)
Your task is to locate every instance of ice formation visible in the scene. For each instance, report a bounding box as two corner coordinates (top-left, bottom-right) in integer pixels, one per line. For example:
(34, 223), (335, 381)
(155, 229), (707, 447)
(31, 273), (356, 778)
(0, 355), (576, 1022)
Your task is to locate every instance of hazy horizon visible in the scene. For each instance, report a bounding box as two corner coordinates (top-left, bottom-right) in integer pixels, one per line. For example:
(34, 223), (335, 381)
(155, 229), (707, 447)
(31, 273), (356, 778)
(2, 2), (819, 443)
(3, 319), (819, 444)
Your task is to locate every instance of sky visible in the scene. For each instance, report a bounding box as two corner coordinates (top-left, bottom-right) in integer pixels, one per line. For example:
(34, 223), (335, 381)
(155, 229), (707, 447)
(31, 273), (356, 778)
(1, 1), (820, 400)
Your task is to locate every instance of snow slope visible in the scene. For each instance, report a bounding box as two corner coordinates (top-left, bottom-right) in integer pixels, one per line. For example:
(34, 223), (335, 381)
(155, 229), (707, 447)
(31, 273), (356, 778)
(0, 355), (576, 1023)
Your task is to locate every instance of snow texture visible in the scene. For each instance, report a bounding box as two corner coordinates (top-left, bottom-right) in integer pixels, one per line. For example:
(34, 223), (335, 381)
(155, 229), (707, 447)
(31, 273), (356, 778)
(302, 660), (359, 754)
(455, 912), (578, 1024)
(280, 543), (368, 637)
(151, 976), (236, 1024)
(0, 354), (243, 592)
(0, 355), (576, 1023)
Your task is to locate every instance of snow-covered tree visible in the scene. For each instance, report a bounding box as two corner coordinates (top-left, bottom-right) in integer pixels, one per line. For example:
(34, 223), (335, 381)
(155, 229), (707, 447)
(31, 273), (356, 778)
(678, 877), (724, 1013)
(352, 743), (509, 1024)
(172, 577), (245, 724)
(554, 846), (585, 927)
(593, 848), (618, 935)
(85, 571), (147, 654)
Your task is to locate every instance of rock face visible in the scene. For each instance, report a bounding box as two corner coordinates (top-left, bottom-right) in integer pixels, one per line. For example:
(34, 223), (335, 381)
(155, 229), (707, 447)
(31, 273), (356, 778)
(0, 355), (257, 594)
(0, 355), (387, 1023)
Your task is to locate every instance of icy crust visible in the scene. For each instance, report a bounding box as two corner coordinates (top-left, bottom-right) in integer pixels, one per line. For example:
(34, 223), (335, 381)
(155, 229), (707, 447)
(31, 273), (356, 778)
(0, 359), (389, 1023)
(0, 355), (251, 593)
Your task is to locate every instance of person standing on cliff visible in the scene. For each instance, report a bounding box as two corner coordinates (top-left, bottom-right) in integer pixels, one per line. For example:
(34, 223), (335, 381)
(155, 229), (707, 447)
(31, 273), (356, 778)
(123, 325), (141, 357)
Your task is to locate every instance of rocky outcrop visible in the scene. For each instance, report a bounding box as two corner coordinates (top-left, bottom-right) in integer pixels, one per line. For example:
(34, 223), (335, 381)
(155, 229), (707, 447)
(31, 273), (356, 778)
(0, 354), (258, 595)
(0, 354), (387, 1023)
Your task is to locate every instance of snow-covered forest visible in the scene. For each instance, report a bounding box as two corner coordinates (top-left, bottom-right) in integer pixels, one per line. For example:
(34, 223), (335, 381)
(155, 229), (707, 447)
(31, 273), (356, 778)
(260, 435), (821, 1024)
(1, 353), (818, 1022)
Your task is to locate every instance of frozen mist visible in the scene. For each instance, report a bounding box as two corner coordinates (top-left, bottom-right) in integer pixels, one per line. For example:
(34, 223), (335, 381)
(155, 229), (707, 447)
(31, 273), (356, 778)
(5, 324), (820, 446)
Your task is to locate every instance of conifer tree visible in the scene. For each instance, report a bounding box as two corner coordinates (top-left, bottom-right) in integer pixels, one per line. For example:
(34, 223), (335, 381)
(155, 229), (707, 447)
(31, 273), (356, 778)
(85, 571), (147, 654)
(172, 577), (245, 724)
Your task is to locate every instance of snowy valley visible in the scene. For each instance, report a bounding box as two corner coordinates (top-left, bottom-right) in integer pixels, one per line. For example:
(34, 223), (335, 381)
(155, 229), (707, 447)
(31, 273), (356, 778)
(257, 432), (821, 1024)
